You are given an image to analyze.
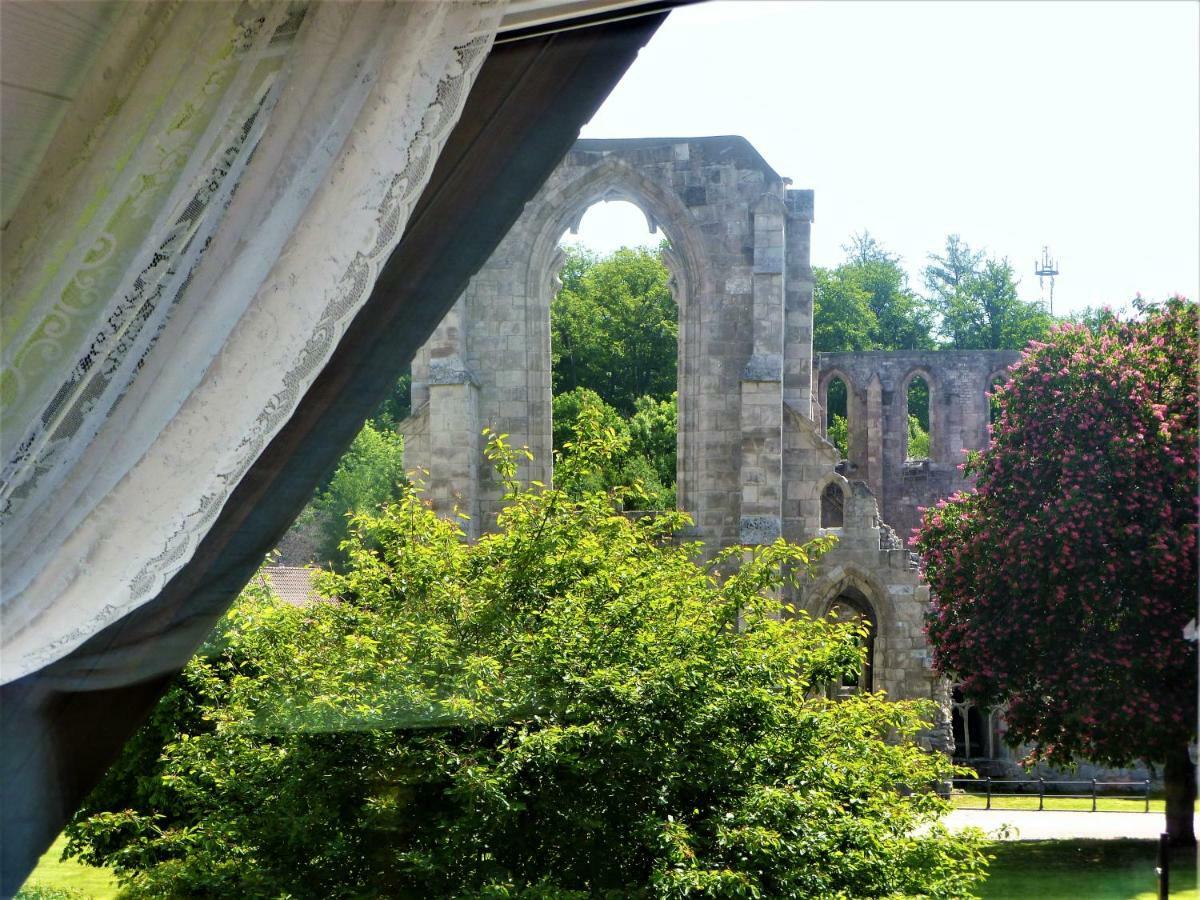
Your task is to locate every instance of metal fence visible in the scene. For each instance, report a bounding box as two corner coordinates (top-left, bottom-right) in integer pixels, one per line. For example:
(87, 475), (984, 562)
(950, 776), (1153, 812)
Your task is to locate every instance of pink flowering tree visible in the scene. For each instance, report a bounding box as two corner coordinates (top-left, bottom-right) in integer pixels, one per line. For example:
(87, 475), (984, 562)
(915, 297), (1198, 845)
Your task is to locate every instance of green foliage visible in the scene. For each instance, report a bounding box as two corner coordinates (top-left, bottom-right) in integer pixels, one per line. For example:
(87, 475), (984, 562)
(295, 420), (407, 567)
(905, 377), (930, 460)
(628, 393), (678, 488)
(814, 233), (935, 352)
(824, 379), (850, 459)
(368, 369), (413, 432)
(552, 387), (674, 509)
(812, 267), (878, 353)
(551, 245), (677, 414)
(923, 235), (1054, 350)
(827, 414), (849, 460)
(68, 416), (986, 898)
(14, 885), (87, 900)
(906, 415), (930, 461)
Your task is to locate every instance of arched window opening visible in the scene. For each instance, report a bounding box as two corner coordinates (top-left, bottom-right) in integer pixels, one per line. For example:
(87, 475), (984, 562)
(551, 199), (678, 512)
(559, 199), (660, 255)
(950, 686), (996, 759)
(825, 376), (849, 459)
(827, 588), (876, 697)
(905, 375), (931, 461)
(820, 481), (844, 528)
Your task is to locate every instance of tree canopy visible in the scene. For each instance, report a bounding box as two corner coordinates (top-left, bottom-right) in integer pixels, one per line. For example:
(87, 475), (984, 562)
(813, 232), (935, 353)
(290, 420), (407, 568)
(815, 232), (1057, 354)
(914, 298), (1198, 843)
(923, 235), (1054, 350)
(551, 387), (676, 510)
(551, 244), (677, 415)
(65, 418), (987, 898)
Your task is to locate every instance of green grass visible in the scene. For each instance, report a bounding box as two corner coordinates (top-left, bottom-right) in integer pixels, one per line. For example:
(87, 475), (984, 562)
(20, 830), (1198, 900)
(953, 793), (1167, 813)
(980, 839), (1197, 899)
(17, 836), (119, 900)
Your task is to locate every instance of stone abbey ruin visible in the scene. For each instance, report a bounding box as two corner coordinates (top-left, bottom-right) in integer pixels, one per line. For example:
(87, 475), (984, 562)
(400, 135), (1030, 759)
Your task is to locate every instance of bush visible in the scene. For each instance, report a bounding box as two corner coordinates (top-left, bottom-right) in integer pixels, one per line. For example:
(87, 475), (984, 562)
(552, 387), (674, 509)
(68, 416), (986, 898)
(14, 885), (86, 900)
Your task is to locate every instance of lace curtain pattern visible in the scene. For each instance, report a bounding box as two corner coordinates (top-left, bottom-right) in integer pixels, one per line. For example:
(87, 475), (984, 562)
(1, 0), (505, 683)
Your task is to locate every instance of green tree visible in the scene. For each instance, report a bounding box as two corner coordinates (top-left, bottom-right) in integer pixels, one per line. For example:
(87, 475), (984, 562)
(812, 266), (877, 352)
(906, 415), (930, 460)
(368, 368), (413, 432)
(551, 245), (677, 414)
(915, 298), (1198, 845)
(294, 420), (407, 567)
(814, 233), (935, 352)
(922, 234), (984, 302)
(552, 387), (673, 509)
(67, 418), (987, 898)
(923, 235), (1054, 350)
(628, 392), (677, 489)
(827, 414), (849, 459)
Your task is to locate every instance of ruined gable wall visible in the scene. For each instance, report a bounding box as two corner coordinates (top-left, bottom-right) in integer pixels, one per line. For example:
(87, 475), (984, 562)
(815, 350), (1021, 542)
(407, 137), (816, 551)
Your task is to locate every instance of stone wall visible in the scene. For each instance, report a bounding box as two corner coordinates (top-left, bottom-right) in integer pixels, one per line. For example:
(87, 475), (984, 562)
(781, 403), (950, 749)
(814, 350), (1021, 542)
(406, 136), (816, 550)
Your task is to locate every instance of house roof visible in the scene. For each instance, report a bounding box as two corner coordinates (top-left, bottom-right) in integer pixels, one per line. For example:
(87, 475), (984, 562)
(256, 566), (330, 608)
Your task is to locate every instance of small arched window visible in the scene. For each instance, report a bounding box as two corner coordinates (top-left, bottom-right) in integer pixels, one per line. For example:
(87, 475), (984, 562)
(825, 376), (849, 459)
(905, 375), (931, 461)
(820, 481), (844, 528)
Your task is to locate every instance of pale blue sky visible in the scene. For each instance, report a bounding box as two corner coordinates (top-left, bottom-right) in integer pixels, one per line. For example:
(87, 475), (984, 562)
(562, 1), (1200, 316)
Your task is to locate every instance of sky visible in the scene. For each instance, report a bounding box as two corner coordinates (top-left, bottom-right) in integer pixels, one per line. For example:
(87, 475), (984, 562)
(561, 1), (1200, 316)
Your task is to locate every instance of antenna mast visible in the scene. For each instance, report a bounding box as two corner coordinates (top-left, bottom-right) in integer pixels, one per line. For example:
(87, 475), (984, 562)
(1034, 246), (1059, 315)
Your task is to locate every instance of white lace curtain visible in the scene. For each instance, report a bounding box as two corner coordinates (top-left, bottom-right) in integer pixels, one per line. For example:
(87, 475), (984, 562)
(1, 0), (505, 683)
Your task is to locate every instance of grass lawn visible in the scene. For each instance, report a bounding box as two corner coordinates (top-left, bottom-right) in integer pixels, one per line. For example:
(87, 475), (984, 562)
(980, 839), (1197, 899)
(17, 835), (119, 900)
(19, 831), (1199, 900)
(953, 793), (1167, 813)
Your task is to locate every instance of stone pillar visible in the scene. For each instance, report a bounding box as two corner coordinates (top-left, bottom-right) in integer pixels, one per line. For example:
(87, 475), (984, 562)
(739, 194), (786, 545)
(866, 373), (884, 502)
(422, 296), (481, 537)
(426, 378), (480, 538)
(783, 188), (815, 414)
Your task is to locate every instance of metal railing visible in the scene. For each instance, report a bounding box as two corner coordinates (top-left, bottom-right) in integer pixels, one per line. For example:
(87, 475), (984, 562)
(950, 776), (1153, 812)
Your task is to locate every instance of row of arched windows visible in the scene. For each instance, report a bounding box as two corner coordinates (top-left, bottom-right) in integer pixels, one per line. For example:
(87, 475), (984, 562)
(822, 371), (1009, 463)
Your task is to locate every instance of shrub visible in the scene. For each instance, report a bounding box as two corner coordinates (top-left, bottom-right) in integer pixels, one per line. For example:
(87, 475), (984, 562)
(68, 416), (986, 897)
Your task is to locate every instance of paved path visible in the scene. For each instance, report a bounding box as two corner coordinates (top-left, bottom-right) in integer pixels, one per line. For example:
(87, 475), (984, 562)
(945, 808), (1191, 841)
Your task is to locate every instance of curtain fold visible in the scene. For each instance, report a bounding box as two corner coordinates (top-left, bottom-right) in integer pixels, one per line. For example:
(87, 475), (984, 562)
(1, 0), (505, 684)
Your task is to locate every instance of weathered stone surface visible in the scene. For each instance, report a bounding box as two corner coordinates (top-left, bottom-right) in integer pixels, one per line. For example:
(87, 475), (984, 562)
(406, 136), (808, 552)
(814, 350), (1021, 541)
(739, 514), (781, 544)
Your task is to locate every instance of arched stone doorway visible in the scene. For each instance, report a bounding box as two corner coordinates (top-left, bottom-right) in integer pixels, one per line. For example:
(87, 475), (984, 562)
(826, 586), (877, 696)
